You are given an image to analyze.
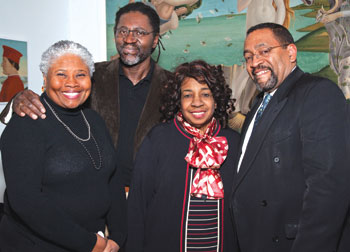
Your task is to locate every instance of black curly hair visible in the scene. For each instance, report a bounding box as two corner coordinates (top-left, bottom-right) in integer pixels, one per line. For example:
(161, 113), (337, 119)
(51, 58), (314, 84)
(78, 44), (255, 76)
(113, 2), (160, 54)
(114, 2), (160, 37)
(160, 60), (235, 128)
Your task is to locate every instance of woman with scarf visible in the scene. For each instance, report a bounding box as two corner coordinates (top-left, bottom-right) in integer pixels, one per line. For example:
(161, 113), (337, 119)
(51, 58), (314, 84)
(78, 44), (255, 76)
(127, 60), (240, 252)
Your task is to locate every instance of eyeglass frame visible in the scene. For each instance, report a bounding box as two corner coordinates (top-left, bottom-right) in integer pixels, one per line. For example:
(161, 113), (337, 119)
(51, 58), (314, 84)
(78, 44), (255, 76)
(242, 44), (290, 64)
(115, 27), (155, 39)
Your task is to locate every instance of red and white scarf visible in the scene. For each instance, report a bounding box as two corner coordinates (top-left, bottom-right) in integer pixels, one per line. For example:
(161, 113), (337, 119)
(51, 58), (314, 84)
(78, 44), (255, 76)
(177, 112), (228, 199)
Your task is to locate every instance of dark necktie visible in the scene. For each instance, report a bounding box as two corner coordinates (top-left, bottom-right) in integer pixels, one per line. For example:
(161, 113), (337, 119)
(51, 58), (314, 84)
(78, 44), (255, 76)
(254, 93), (271, 127)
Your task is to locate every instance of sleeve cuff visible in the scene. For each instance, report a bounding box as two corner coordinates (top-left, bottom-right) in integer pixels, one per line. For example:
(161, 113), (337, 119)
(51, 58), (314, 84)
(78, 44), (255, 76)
(3, 100), (14, 124)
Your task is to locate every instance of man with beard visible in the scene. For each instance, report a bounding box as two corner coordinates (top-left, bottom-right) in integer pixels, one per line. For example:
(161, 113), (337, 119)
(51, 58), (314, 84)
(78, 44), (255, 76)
(231, 22), (350, 252)
(0, 2), (170, 190)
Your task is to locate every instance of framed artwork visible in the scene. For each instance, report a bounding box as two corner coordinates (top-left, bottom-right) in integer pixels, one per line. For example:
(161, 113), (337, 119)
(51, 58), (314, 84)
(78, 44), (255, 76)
(0, 38), (28, 103)
(106, 0), (349, 100)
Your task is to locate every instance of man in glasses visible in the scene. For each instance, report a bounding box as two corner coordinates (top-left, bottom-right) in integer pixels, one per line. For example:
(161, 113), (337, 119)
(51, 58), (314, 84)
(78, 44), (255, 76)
(0, 2), (170, 194)
(232, 22), (350, 252)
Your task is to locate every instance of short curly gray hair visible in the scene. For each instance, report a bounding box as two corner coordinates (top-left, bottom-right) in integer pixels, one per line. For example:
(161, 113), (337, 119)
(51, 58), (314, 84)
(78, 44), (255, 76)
(39, 40), (95, 77)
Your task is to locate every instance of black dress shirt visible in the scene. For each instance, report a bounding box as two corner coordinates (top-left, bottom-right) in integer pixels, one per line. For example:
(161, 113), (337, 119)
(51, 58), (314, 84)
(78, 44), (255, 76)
(116, 61), (154, 186)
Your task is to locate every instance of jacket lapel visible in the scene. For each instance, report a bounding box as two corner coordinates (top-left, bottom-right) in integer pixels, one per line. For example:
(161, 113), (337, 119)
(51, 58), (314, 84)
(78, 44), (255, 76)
(239, 93), (263, 148)
(89, 59), (120, 150)
(134, 63), (168, 155)
(233, 97), (287, 192)
(233, 67), (304, 192)
(104, 60), (120, 149)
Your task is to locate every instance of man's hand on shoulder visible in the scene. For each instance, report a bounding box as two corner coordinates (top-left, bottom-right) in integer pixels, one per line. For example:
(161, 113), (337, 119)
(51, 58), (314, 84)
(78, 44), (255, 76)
(13, 90), (46, 120)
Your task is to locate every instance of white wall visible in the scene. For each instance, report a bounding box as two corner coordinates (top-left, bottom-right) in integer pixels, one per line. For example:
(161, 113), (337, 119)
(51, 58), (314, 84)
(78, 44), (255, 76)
(0, 0), (107, 202)
(68, 0), (107, 63)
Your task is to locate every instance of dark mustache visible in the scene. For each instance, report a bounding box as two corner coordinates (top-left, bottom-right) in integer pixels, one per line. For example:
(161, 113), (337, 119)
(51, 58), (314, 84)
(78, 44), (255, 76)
(121, 43), (139, 51)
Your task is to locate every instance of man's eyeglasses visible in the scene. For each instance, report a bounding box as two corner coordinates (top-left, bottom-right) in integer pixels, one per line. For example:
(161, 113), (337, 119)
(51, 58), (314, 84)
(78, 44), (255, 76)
(243, 44), (290, 64)
(116, 27), (154, 39)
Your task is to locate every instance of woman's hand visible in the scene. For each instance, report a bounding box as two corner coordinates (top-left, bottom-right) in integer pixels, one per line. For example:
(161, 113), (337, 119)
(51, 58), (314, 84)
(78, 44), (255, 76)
(103, 239), (120, 252)
(13, 89), (46, 119)
(91, 234), (107, 252)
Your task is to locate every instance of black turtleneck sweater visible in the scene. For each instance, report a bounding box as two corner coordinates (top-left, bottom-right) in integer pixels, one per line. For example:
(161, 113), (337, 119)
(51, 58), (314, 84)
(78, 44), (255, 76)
(0, 92), (126, 252)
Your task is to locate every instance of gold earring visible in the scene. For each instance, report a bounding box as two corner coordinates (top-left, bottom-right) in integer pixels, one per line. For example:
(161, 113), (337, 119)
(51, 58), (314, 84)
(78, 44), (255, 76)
(41, 86), (45, 92)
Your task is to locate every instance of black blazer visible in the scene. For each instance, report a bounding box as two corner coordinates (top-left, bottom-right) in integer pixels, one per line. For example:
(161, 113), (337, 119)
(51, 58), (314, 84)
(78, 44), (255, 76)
(231, 67), (350, 252)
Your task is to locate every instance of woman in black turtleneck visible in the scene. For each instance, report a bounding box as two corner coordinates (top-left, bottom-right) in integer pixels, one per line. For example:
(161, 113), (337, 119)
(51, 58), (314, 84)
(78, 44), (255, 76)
(0, 40), (126, 252)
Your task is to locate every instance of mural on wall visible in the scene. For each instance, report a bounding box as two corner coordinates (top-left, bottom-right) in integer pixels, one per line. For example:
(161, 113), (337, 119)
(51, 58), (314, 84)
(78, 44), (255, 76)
(0, 38), (27, 103)
(107, 0), (334, 74)
(315, 0), (350, 99)
(106, 0), (349, 126)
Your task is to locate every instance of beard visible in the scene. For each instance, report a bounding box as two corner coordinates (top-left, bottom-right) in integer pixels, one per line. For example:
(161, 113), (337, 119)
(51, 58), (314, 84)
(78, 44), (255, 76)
(117, 42), (153, 66)
(252, 65), (278, 92)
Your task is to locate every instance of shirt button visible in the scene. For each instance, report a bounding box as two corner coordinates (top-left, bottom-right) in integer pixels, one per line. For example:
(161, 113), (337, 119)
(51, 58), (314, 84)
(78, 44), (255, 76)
(260, 200), (268, 207)
(272, 236), (279, 243)
(273, 157), (280, 163)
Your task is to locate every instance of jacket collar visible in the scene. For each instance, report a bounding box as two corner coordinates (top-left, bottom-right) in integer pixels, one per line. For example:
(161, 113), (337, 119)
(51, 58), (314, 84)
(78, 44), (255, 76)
(273, 66), (304, 103)
(133, 60), (169, 155)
